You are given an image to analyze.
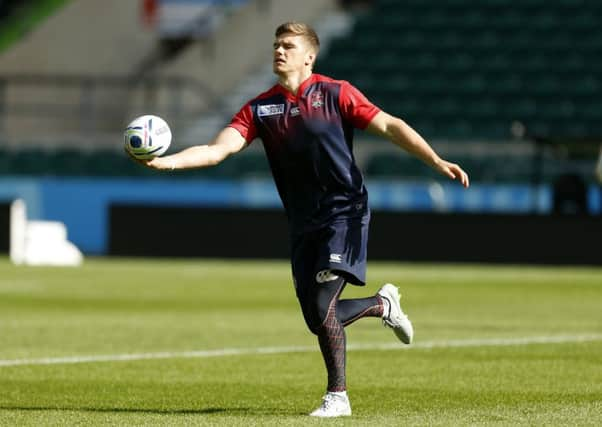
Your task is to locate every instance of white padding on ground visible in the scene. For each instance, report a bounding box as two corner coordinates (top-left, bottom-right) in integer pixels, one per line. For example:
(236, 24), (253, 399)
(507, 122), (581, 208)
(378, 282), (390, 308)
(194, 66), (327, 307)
(10, 199), (83, 267)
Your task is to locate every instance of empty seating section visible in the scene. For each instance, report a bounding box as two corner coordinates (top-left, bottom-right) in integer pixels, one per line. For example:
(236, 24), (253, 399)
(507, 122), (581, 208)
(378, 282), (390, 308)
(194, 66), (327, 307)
(2, 0), (599, 182)
(0, 145), (576, 183)
(318, 0), (602, 140)
(0, 147), (272, 179)
(363, 152), (543, 183)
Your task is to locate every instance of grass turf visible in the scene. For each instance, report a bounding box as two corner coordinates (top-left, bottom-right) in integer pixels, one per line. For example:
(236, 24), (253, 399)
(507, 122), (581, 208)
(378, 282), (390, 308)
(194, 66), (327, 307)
(0, 258), (600, 425)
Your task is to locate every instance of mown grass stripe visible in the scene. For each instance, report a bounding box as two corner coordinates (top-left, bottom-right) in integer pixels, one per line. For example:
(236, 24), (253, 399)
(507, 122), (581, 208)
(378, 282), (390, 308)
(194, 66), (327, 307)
(1, 334), (601, 368)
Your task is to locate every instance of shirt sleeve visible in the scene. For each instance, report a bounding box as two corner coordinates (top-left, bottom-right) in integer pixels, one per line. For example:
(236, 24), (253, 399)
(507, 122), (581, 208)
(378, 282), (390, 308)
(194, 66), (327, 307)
(228, 102), (257, 143)
(339, 81), (381, 129)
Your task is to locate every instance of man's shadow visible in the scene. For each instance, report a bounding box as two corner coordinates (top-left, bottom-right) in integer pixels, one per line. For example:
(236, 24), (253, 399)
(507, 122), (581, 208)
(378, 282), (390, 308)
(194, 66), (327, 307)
(0, 406), (253, 415)
(0, 405), (309, 416)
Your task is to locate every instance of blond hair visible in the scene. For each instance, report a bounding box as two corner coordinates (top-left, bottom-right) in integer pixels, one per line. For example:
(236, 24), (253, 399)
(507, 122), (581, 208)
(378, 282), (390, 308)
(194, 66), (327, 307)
(275, 22), (320, 54)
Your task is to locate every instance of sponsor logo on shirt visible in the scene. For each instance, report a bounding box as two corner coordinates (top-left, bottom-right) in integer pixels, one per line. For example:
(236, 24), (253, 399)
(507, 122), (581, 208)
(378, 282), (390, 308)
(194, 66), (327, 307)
(329, 253), (342, 263)
(290, 106), (300, 116)
(257, 104), (285, 117)
(310, 91), (324, 109)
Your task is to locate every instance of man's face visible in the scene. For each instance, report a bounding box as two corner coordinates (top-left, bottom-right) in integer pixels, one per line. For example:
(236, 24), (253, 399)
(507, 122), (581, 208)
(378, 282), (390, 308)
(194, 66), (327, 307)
(273, 33), (315, 75)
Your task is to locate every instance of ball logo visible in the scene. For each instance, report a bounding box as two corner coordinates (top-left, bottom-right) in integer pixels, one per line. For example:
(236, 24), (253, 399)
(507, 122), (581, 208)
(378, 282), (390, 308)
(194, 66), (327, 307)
(129, 135), (142, 148)
(156, 126), (170, 136)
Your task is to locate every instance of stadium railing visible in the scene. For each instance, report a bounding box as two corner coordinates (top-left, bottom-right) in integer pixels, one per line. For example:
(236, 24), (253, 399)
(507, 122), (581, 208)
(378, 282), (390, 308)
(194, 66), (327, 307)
(0, 73), (214, 141)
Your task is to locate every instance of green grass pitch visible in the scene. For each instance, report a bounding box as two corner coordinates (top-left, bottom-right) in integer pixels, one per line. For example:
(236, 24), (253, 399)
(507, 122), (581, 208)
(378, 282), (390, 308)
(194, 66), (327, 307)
(0, 257), (600, 426)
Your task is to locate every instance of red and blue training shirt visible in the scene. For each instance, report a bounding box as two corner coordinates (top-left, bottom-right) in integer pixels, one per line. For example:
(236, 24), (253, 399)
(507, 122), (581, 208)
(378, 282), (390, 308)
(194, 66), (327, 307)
(228, 73), (380, 235)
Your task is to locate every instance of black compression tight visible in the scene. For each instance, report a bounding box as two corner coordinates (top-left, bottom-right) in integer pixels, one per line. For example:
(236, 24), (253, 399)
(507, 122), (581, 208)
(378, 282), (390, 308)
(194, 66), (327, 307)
(297, 275), (384, 392)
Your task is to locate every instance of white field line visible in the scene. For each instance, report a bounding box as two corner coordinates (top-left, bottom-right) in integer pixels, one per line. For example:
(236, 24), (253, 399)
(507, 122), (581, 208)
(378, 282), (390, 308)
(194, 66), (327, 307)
(1, 334), (601, 368)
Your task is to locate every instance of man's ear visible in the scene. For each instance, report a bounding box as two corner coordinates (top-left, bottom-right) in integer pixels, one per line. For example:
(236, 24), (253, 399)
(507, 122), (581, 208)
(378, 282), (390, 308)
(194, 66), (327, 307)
(306, 52), (315, 66)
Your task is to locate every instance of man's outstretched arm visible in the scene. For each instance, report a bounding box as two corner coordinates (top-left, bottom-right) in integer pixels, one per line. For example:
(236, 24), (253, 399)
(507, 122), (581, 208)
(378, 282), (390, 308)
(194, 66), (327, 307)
(366, 111), (470, 188)
(134, 127), (248, 171)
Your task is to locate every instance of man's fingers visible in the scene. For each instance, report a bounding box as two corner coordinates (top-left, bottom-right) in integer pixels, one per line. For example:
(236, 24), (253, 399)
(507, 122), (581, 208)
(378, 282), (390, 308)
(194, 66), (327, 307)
(447, 164), (470, 188)
(124, 148), (156, 168)
(461, 170), (470, 188)
(458, 168), (470, 188)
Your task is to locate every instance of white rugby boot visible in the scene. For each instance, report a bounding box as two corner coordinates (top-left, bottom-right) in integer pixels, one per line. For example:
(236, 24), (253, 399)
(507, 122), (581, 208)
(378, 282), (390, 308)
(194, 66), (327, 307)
(309, 392), (352, 417)
(378, 283), (414, 344)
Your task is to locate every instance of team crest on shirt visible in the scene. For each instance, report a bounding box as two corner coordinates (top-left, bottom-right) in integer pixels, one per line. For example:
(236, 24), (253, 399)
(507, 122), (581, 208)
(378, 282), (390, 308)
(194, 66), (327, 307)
(258, 104), (285, 117)
(310, 91), (324, 109)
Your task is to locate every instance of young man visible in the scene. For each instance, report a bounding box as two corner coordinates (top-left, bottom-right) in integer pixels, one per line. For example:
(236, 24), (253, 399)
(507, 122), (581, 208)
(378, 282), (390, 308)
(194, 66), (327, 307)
(135, 22), (469, 417)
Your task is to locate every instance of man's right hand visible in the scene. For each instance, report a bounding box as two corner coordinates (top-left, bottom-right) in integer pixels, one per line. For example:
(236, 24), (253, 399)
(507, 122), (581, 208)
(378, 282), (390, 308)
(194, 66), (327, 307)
(124, 126), (248, 172)
(124, 148), (170, 170)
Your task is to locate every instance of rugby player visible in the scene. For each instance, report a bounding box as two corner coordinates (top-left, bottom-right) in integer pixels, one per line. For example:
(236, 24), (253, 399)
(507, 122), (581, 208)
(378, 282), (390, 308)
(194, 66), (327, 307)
(136, 21), (469, 417)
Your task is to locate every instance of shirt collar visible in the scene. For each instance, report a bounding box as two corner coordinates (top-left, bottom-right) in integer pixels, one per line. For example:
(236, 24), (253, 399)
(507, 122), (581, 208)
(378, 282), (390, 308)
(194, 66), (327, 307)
(276, 73), (318, 100)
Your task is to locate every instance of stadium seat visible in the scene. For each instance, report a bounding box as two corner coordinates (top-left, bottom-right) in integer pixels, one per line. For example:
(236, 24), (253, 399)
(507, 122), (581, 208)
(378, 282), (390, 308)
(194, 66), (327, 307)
(50, 149), (90, 176)
(317, 0), (602, 142)
(228, 152), (271, 178)
(10, 149), (53, 175)
(364, 153), (434, 179)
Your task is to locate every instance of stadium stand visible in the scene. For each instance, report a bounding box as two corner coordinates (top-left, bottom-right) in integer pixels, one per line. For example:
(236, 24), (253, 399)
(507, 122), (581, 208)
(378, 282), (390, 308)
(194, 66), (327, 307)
(0, 145), (271, 179)
(0, 0), (600, 185)
(318, 0), (602, 141)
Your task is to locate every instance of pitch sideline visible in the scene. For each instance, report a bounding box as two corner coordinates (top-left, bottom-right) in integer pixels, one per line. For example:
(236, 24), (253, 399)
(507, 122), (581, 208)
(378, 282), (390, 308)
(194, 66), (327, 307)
(1, 334), (601, 368)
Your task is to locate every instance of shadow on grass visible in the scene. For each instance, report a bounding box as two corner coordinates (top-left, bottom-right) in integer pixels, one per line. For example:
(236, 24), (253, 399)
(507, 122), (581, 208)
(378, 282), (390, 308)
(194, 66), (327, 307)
(0, 406), (257, 415)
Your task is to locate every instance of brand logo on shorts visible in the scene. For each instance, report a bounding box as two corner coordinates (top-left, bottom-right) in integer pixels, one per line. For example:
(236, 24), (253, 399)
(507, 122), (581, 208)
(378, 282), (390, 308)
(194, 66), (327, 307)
(316, 270), (339, 283)
(257, 104), (285, 117)
(329, 253), (342, 263)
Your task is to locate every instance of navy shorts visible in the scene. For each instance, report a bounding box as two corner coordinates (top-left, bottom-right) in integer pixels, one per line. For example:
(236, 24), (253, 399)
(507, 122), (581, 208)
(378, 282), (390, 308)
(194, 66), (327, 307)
(291, 213), (370, 296)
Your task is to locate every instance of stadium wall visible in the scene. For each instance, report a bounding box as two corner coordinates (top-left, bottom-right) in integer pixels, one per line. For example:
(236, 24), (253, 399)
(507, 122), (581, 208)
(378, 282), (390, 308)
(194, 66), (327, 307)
(158, 0), (337, 96)
(0, 202), (8, 253)
(109, 205), (602, 265)
(0, 0), (157, 76)
(1, 177), (600, 265)
(0, 0), (160, 140)
(0, 0), (336, 142)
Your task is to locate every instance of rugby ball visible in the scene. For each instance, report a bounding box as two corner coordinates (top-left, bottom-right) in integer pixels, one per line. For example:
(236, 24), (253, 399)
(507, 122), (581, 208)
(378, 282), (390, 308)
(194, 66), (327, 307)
(124, 115), (171, 160)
